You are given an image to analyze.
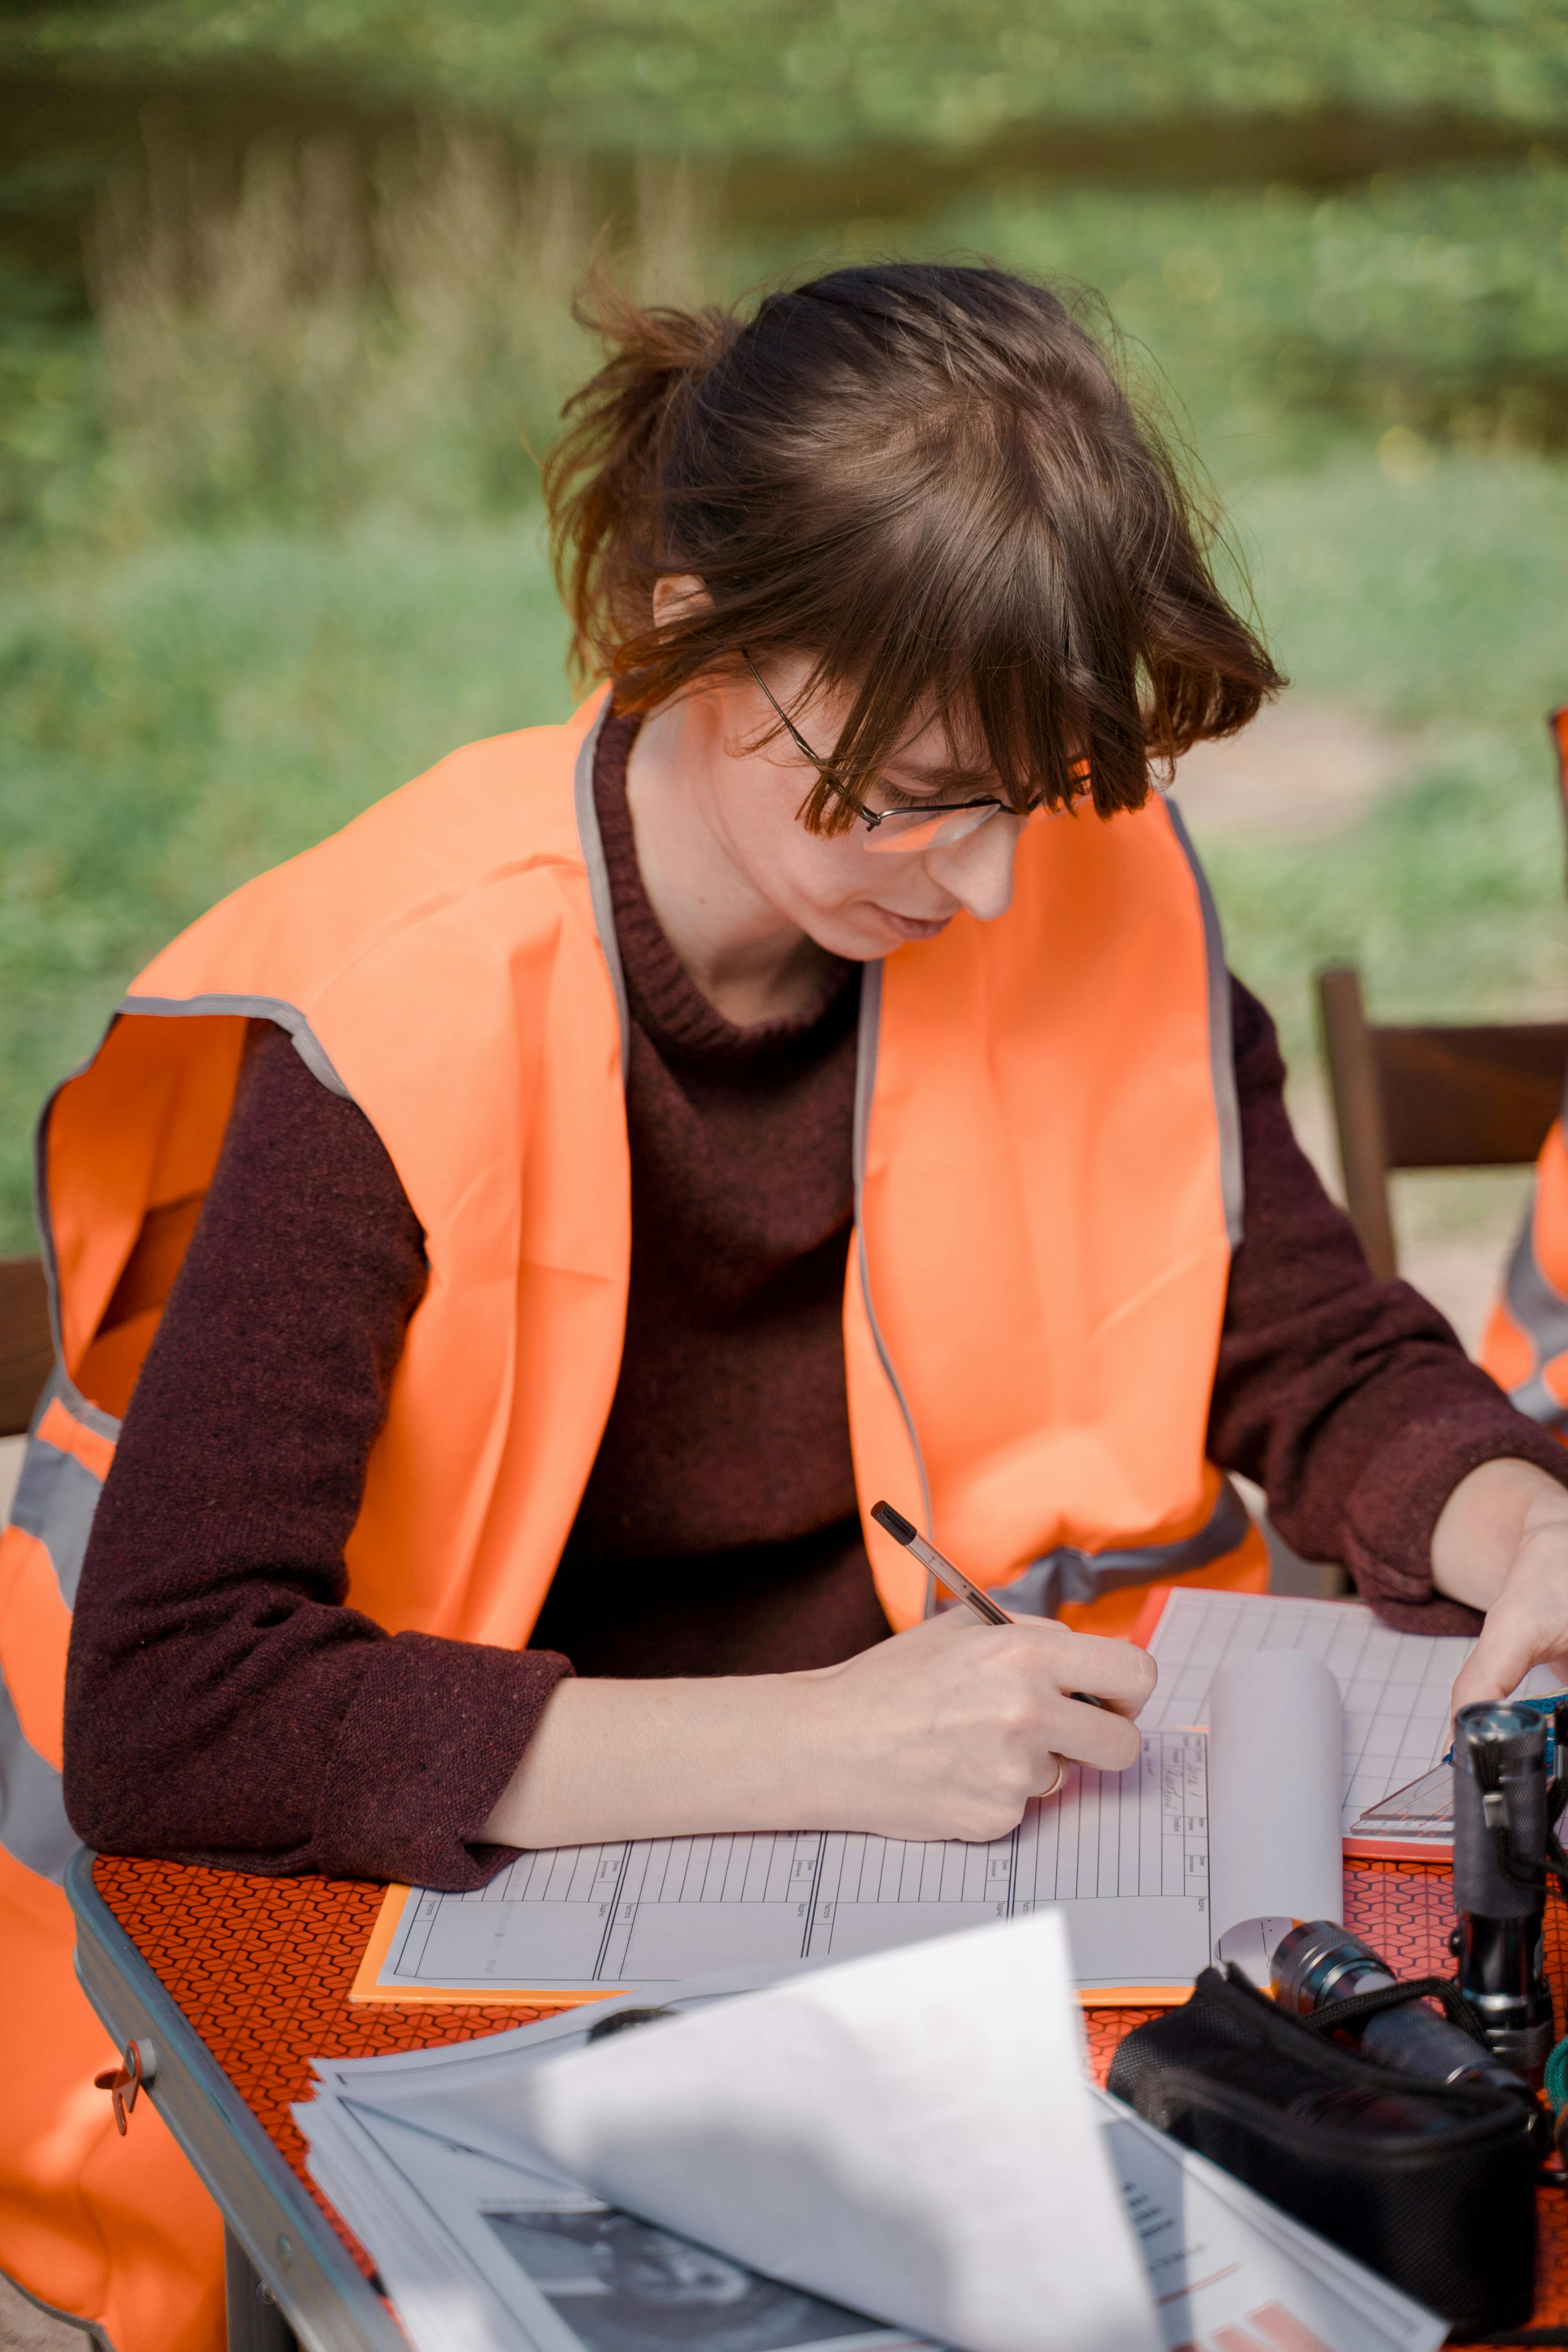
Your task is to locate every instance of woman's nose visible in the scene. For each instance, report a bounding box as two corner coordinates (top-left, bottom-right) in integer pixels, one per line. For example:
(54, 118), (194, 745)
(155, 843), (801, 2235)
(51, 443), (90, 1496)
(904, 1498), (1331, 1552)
(924, 810), (1024, 922)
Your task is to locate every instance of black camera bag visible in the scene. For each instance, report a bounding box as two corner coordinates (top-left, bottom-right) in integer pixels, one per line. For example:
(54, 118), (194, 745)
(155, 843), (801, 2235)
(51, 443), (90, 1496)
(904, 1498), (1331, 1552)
(1105, 1964), (1538, 2334)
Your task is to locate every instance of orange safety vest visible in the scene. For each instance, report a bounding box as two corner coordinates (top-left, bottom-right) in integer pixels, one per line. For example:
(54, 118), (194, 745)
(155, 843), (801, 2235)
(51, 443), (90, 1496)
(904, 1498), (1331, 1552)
(1481, 1118), (1568, 1432)
(1481, 707), (1568, 1431)
(0, 690), (1264, 2348)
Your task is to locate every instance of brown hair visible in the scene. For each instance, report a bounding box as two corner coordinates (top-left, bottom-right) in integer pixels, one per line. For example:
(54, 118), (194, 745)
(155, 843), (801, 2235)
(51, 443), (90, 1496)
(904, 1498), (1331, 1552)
(543, 262), (1284, 829)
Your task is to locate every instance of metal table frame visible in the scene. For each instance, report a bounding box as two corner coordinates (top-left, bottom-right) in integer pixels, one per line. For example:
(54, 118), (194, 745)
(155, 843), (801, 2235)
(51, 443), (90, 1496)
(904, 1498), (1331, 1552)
(66, 1849), (403, 2352)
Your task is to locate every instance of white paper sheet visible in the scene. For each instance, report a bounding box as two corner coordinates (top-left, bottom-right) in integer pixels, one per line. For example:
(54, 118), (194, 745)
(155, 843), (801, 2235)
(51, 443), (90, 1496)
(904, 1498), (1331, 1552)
(373, 1731), (1212, 1998)
(313, 1966), (874, 2174)
(310, 2101), (924, 2352)
(515, 1911), (1161, 2352)
(303, 2100), (519, 2352)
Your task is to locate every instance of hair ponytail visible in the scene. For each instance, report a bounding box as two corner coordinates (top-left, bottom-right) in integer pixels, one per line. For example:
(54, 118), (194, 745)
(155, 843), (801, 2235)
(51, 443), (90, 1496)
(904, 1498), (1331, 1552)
(543, 271), (739, 687)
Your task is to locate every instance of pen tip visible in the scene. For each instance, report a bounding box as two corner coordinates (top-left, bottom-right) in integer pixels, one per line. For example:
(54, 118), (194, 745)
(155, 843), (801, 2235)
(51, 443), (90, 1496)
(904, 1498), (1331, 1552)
(871, 1500), (917, 1545)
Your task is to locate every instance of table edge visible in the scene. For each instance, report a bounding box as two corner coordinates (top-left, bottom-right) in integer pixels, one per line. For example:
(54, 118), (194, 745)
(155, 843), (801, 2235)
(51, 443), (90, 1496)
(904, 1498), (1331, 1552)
(66, 1849), (406, 2352)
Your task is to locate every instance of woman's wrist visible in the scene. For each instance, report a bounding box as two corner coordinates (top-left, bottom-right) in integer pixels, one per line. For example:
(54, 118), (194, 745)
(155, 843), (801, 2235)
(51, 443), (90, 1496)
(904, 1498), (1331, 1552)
(1432, 1455), (1568, 1612)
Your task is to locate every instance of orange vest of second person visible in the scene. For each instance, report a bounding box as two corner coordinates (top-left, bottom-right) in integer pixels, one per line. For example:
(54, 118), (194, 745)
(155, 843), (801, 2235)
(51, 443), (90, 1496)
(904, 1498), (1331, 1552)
(1480, 705), (1568, 1432)
(1481, 1120), (1568, 1434)
(0, 689), (1264, 2351)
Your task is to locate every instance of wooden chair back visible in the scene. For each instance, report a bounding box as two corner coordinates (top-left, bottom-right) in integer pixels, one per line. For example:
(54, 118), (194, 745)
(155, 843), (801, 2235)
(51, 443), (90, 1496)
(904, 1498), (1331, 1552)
(1315, 965), (1568, 1280)
(0, 1256), (53, 1439)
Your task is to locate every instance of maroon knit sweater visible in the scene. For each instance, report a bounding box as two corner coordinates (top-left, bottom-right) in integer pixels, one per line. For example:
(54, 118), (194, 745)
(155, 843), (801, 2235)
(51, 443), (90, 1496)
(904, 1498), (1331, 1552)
(62, 716), (1568, 1889)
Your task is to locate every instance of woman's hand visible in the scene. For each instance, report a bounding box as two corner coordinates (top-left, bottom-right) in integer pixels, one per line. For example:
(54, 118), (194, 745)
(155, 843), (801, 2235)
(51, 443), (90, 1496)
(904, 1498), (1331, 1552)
(1437, 1458), (1568, 1711)
(480, 1609), (1156, 1853)
(796, 1608), (1155, 1843)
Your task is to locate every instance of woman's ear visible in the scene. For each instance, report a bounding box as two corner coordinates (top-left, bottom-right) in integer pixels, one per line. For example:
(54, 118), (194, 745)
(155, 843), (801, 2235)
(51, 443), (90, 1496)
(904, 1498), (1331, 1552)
(651, 573), (711, 629)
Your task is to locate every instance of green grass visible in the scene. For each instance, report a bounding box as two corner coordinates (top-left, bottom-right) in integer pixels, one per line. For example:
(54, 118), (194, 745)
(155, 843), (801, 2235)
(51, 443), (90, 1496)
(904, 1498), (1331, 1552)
(5, 443), (1568, 1258)
(0, 515), (573, 1249)
(934, 160), (1568, 465)
(1199, 449), (1568, 1069)
(9, 0), (1568, 152)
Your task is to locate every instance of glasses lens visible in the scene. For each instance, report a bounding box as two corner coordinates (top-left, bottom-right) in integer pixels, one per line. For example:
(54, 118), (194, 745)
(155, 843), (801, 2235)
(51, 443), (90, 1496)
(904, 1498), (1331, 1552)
(863, 802), (1003, 856)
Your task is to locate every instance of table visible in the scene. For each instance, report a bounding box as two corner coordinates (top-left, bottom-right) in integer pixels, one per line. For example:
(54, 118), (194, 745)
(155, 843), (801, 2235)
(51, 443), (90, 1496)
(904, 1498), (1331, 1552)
(66, 1847), (1568, 2352)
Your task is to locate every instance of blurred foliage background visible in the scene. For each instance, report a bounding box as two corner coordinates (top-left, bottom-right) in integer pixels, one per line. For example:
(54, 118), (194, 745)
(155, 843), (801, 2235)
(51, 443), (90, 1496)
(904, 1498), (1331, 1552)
(4, 0), (1568, 1319)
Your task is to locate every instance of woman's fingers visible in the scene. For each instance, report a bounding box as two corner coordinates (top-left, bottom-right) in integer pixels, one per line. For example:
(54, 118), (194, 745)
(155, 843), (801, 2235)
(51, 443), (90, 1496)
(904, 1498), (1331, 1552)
(1450, 1526), (1568, 1715)
(805, 1606), (1159, 1842)
(1040, 1625), (1158, 1719)
(913, 1607), (1157, 1701)
(1452, 1616), (1534, 1713)
(1045, 1688), (1143, 1773)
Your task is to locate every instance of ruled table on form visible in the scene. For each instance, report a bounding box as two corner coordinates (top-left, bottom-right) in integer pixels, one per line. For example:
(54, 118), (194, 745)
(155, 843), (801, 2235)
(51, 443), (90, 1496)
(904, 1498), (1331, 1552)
(377, 1730), (1212, 1995)
(1137, 1585), (1477, 1840)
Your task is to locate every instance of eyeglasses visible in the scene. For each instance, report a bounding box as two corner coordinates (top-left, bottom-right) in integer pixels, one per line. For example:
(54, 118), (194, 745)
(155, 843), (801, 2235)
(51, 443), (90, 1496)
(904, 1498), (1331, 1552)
(742, 652), (1035, 857)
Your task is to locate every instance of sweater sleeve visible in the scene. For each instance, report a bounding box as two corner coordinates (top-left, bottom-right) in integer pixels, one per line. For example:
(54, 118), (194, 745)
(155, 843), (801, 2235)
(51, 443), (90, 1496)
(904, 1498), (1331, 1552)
(63, 1022), (571, 1887)
(1208, 976), (1568, 1632)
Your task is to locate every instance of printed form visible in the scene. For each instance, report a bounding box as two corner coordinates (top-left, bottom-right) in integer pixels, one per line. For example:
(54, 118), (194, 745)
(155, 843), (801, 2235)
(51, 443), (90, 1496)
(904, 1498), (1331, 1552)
(1138, 1586), (1475, 1838)
(373, 1730), (1210, 1997)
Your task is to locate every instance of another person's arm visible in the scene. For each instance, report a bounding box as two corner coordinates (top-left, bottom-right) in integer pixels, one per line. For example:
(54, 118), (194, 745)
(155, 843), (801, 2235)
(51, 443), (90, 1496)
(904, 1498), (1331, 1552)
(1209, 977), (1568, 1700)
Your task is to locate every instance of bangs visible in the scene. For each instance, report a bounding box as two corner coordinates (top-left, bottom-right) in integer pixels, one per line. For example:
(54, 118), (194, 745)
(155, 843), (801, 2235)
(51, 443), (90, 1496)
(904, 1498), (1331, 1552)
(749, 421), (1130, 832)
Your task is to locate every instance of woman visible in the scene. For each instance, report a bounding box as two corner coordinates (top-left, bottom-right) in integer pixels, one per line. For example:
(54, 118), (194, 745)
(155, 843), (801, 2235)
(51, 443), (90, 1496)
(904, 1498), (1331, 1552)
(5, 263), (1568, 2352)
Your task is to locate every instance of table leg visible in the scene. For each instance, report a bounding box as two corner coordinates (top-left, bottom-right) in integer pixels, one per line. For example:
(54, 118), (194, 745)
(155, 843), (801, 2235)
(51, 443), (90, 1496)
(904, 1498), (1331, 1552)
(224, 2228), (299, 2352)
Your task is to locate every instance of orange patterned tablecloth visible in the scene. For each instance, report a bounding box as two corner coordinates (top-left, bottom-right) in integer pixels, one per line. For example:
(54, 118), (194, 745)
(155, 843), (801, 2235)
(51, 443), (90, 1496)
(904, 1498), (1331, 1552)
(91, 1852), (1568, 2341)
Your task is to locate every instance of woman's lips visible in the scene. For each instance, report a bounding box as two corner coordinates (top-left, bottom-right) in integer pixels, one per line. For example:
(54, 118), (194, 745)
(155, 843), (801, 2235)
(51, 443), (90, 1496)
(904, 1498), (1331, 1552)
(875, 906), (953, 943)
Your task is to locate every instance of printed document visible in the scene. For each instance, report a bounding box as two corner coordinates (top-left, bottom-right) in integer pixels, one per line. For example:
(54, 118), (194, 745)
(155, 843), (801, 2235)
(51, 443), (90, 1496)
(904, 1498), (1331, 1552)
(515, 1912), (1159, 2352)
(298, 1948), (1446, 2352)
(355, 1595), (1398, 2001)
(356, 1731), (1212, 2002)
(1139, 1584), (1560, 1852)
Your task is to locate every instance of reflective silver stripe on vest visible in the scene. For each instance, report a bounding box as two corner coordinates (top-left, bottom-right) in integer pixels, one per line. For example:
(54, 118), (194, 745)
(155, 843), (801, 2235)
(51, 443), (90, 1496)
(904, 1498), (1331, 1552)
(852, 962), (936, 1543)
(1500, 1185), (1568, 1428)
(1165, 797), (1245, 1249)
(989, 1475), (1254, 1619)
(117, 991), (352, 1099)
(1, 1377), (109, 1879)
(8, 1382), (104, 1610)
(572, 701), (630, 1086)
(0, 1662), (78, 1884)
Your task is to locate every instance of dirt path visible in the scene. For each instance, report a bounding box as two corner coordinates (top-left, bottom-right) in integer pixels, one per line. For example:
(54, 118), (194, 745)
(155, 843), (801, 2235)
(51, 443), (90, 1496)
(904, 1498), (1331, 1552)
(1174, 700), (1417, 837)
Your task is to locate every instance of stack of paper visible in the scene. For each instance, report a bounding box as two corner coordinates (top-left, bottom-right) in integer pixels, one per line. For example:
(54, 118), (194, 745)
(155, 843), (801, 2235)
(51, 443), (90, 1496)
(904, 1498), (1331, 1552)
(298, 1919), (1446, 2352)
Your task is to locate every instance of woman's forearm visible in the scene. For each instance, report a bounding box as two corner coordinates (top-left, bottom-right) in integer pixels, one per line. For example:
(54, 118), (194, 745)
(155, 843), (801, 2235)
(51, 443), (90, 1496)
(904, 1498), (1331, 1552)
(479, 1673), (827, 1847)
(479, 1609), (1157, 1850)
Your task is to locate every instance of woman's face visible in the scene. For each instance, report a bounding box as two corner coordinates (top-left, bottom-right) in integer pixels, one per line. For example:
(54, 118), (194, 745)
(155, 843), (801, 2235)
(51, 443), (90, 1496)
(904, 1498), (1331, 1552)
(686, 652), (1033, 964)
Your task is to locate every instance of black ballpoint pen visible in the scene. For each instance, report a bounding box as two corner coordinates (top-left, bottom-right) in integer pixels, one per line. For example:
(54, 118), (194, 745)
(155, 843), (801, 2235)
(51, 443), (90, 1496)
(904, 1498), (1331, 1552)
(870, 1499), (1106, 1708)
(870, 1499), (1013, 1624)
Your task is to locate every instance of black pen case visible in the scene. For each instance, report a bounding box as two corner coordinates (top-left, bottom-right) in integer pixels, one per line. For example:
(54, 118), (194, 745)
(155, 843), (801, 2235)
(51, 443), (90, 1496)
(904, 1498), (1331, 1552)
(1106, 1963), (1538, 2335)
